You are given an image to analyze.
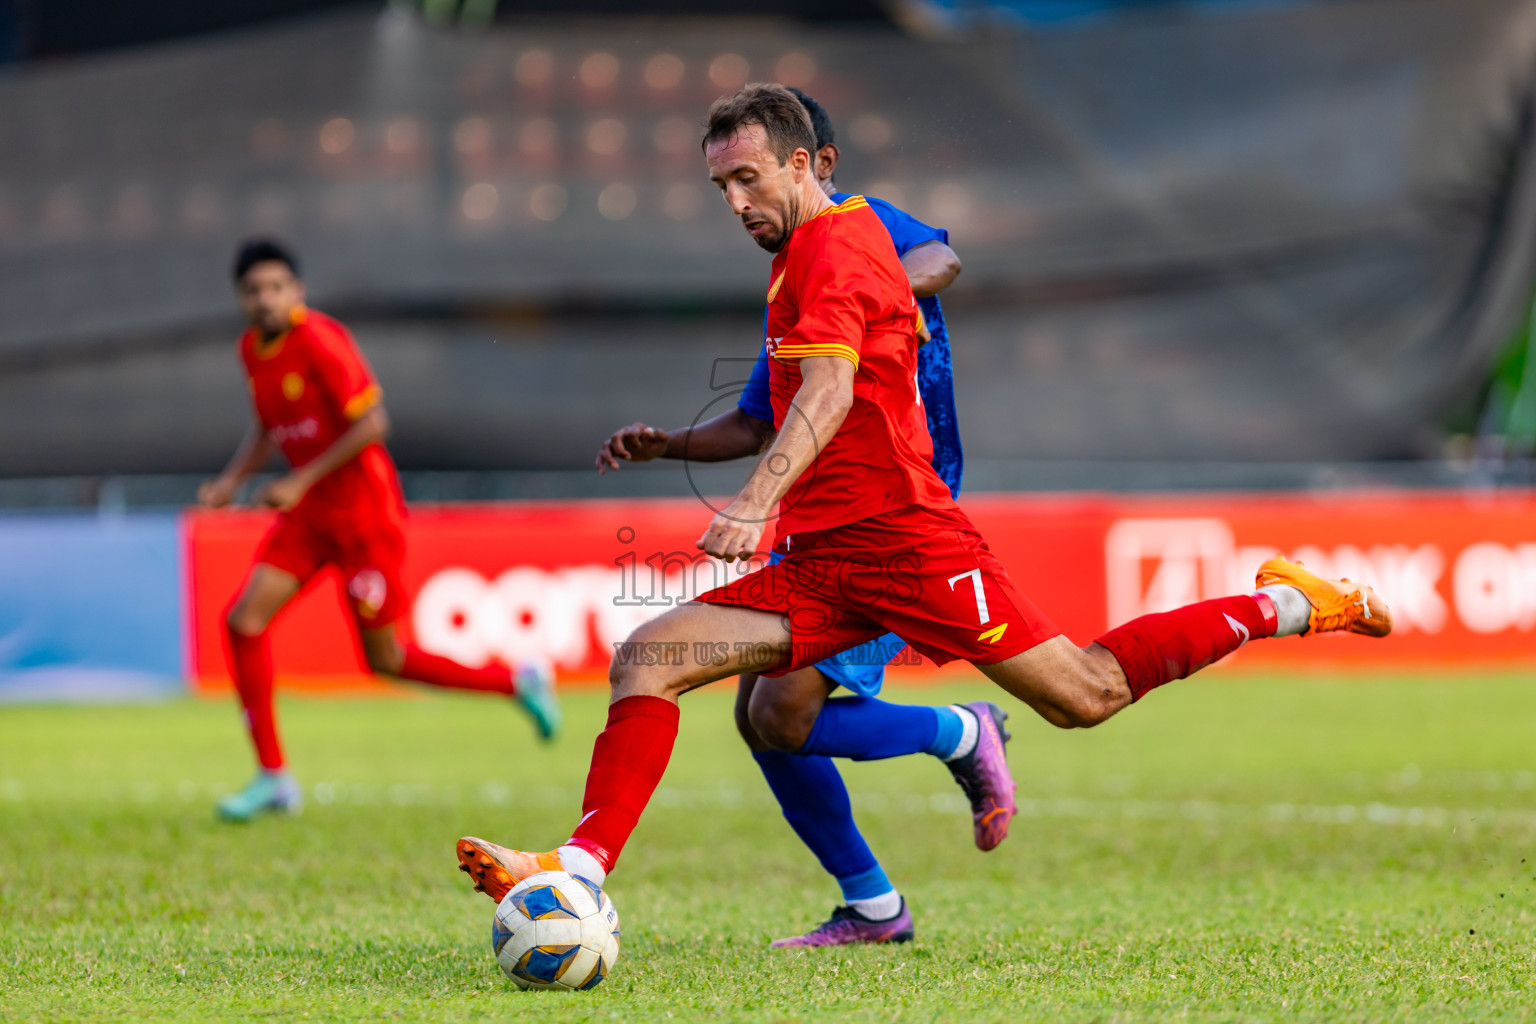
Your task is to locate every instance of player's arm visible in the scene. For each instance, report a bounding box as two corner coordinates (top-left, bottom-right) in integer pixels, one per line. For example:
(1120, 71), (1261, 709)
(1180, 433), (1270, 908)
(697, 355), (853, 561)
(255, 405), (390, 511)
(595, 410), (775, 473)
(902, 241), (961, 299)
(198, 417), (277, 508)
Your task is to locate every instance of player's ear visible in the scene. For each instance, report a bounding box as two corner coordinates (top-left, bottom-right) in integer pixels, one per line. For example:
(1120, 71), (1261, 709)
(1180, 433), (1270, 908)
(816, 144), (839, 182)
(789, 146), (811, 180)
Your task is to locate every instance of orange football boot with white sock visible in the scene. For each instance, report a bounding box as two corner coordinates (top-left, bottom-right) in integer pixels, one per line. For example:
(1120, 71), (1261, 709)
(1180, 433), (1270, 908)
(456, 837), (563, 901)
(1255, 557), (1393, 638)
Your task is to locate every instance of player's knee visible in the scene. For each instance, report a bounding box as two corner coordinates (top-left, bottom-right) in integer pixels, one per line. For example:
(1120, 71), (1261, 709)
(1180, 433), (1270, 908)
(734, 695), (773, 753)
(364, 645), (403, 677)
(1054, 667), (1129, 729)
(1053, 693), (1114, 729)
(747, 700), (812, 752)
(606, 649), (678, 700)
(225, 605), (267, 638)
(608, 622), (689, 698)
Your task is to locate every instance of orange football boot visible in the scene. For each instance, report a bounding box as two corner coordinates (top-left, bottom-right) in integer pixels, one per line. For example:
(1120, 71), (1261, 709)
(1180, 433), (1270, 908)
(1255, 557), (1393, 638)
(456, 837), (563, 902)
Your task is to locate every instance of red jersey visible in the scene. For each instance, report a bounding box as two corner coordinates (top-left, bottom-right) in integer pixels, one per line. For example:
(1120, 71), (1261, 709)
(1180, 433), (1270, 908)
(238, 307), (403, 527)
(765, 195), (957, 538)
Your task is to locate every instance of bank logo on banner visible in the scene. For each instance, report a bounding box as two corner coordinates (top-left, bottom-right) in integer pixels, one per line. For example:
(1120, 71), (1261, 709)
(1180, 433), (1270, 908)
(1105, 519), (1451, 636)
(1453, 543), (1536, 634)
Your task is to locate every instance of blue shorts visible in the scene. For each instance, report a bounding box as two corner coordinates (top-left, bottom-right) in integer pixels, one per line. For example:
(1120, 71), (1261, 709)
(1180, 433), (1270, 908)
(766, 550), (903, 696)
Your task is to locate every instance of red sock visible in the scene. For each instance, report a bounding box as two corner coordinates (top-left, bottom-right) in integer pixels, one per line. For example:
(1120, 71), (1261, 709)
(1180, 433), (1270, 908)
(399, 644), (516, 695)
(1097, 594), (1278, 702)
(227, 629), (284, 771)
(566, 695), (680, 872)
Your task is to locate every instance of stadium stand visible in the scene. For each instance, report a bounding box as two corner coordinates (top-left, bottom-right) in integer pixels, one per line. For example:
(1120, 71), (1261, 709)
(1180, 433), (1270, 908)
(2, 1), (1535, 488)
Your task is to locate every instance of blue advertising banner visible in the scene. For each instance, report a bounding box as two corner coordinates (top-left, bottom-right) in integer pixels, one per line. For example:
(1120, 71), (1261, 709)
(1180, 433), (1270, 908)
(0, 513), (184, 701)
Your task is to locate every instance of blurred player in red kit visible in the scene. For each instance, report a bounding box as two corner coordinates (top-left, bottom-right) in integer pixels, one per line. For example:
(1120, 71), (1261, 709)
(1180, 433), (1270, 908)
(200, 239), (560, 822)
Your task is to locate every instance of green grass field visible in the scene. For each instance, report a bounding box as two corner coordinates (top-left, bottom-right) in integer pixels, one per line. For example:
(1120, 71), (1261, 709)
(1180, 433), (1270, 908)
(3, 673), (1535, 1023)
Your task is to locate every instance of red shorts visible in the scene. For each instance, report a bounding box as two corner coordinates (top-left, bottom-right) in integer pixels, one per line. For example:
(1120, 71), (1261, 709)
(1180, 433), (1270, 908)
(255, 507), (406, 627)
(698, 504), (1059, 674)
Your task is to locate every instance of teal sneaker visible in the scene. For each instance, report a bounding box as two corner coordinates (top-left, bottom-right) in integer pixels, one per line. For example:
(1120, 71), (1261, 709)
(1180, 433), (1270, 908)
(217, 770), (303, 823)
(514, 661), (561, 742)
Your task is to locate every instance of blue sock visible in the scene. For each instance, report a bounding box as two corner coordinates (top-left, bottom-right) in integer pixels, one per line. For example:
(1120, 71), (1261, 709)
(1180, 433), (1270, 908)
(800, 696), (965, 761)
(752, 750), (893, 901)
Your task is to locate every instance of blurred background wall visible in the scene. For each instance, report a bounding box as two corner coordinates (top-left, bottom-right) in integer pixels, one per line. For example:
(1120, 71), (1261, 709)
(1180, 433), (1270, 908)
(5, 0), (1536, 694)
(3, 0), (1536, 494)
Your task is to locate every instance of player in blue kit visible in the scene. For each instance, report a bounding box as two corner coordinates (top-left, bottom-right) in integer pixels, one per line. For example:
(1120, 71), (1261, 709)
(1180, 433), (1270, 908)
(593, 90), (1014, 947)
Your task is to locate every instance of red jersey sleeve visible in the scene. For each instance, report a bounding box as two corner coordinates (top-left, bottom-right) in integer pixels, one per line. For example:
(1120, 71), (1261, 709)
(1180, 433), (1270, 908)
(308, 318), (383, 421)
(773, 240), (884, 369)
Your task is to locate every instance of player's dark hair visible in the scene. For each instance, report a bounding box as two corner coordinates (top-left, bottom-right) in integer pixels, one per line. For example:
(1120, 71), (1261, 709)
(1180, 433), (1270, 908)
(232, 238), (300, 282)
(702, 82), (817, 165)
(787, 87), (835, 152)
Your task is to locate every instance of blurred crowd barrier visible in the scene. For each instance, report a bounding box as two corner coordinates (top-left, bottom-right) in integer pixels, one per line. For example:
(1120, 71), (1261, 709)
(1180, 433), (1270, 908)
(5, 2), (1536, 474)
(4, 492), (1533, 700)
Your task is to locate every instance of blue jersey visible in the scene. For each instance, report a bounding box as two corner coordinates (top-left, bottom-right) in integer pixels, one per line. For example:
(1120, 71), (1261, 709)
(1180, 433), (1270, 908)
(737, 192), (963, 499)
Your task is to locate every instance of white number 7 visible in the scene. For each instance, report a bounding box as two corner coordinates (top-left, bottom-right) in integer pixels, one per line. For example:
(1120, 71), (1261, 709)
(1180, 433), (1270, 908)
(947, 568), (990, 625)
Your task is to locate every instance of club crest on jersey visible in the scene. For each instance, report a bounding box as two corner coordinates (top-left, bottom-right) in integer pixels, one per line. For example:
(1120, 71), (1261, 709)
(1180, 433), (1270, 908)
(281, 372), (305, 401)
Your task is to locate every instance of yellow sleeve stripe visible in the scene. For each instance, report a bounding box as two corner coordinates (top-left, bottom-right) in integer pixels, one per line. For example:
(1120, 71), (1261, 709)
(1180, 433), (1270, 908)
(343, 384), (383, 420)
(772, 343), (859, 368)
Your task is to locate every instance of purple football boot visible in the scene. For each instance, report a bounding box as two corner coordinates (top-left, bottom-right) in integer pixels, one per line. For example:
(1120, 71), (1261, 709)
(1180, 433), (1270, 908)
(945, 701), (1017, 851)
(770, 900), (914, 949)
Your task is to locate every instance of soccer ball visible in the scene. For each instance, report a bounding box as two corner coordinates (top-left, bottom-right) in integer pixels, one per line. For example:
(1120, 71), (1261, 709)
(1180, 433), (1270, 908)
(492, 870), (620, 991)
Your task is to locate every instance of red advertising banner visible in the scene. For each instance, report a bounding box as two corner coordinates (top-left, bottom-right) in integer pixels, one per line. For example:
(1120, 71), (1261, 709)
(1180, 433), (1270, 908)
(188, 491), (1536, 690)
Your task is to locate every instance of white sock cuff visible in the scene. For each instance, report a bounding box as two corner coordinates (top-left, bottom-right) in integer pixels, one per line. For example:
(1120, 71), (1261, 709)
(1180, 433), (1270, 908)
(558, 844), (608, 887)
(848, 889), (902, 921)
(1255, 584), (1311, 637)
(942, 704), (980, 762)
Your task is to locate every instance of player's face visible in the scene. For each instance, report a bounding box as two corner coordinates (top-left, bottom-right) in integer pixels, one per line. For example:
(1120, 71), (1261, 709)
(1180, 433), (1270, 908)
(237, 261), (305, 337)
(707, 126), (811, 253)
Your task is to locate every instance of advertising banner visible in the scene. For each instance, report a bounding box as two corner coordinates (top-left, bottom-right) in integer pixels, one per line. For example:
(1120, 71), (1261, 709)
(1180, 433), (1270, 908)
(0, 513), (184, 701)
(187, 492), (1536, 690)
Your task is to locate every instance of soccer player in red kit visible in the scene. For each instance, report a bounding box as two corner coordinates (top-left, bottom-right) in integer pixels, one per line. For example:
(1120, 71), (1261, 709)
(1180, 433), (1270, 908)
(201, 239), (560, 822)
(452, 86), (1392, 904)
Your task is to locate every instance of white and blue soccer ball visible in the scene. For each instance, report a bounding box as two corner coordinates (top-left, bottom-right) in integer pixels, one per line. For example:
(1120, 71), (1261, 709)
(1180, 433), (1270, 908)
(492, 870), (620, 991)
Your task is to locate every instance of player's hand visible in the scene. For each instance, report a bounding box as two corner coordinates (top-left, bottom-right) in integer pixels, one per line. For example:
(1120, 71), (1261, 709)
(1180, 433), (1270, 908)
(596, 423), (669, 474)
(696, 503), (767, 562)
(254, 474), (308, 512)
(916, 318), (932, 346)
(197, 476), (238, 509)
